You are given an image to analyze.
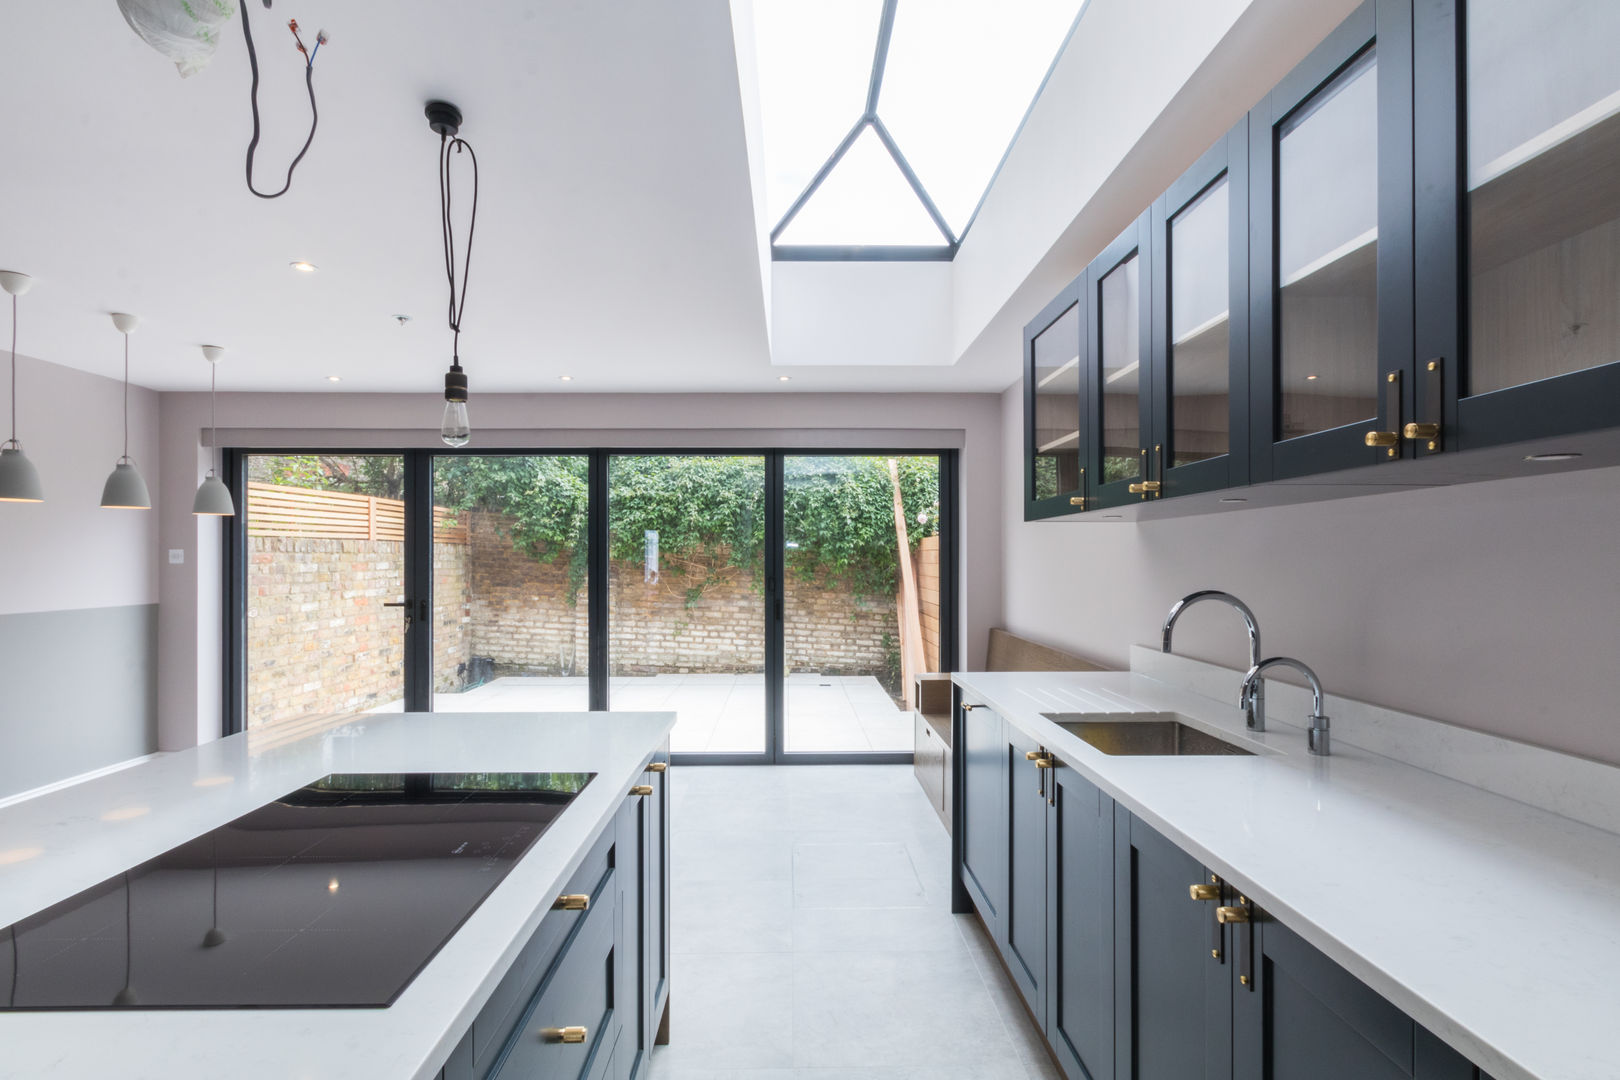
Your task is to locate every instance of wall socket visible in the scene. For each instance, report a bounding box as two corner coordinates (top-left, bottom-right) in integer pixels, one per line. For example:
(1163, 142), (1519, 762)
(168, 549), (185, 565)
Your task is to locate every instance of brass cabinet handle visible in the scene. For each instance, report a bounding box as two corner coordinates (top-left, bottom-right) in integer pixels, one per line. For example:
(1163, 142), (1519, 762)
(1128, 480), (1162, 494)
(541, 1026), (587, 1044)
(1189, 883), (1220, 901)
(646, 762), (668, 773)
(962, 703), (981, 711)
(1364, 430), (1400, 448)
(1403, 422), (1439, 439)
(1069, 496), (1086, 507)
(1216, 904), (1251, 924)
(552, 893), (590, 911)
(1024, 749), (1042, 760)
(1034, 757), (1055, 769)
(629, 785), (654, 797)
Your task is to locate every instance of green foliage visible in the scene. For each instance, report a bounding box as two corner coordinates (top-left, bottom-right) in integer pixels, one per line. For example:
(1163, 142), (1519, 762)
(249, 454), (404, 498)
(434, 454), (941, 604)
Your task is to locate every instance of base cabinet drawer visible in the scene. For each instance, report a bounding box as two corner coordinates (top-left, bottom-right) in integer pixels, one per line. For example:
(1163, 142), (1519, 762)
(488, 869), (620, 1080)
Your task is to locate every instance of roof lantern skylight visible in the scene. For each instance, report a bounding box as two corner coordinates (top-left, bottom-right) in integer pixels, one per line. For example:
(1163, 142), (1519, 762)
(753, 0), (1084, 258)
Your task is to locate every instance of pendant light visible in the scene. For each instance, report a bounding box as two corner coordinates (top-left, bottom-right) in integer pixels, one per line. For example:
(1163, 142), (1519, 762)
(0, 270), (44, 503)
(192, 345), (236, 517)
(427, 101), (477, 447)
(100, 313), (152, 510)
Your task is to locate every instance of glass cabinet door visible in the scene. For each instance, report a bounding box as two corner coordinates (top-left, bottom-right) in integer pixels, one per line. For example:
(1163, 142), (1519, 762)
(1024, 278), (1086, 519)
(1087, 215), (1154, 509)
(1150, 121), (1249, 497)
(1250, 3), (1413, 481)
(1414, 0), (1620, 448)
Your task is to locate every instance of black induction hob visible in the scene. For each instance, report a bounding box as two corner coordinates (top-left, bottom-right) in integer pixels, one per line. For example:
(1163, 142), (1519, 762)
(0, 771), (594, 1010)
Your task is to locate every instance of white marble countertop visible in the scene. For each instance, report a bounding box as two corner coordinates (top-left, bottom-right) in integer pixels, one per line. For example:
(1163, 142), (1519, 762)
(953, 668), (1620, 1080)
(0, 710), (675, 1080)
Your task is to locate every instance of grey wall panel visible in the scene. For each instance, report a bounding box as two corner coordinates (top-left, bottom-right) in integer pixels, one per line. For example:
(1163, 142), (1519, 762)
(0, 604), (158, 799)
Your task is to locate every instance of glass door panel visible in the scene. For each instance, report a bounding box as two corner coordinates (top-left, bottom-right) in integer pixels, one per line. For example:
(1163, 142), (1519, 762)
(1100, 254), (1144, 484)
(1168, 177), (1231, 465)
(608, 455), (766, 756)
(782, 455), (940, 755)
(1276, 49), (1379, 440)
(1465, 0), (1620, 396)
(1032, 304), (1083, 501)
(430, 456), (590, 713)
(243, 454), (406, 730)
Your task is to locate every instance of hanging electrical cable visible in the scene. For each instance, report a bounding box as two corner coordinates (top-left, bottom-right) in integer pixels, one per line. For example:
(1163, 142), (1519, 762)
(241, 2), (329, 199)
(427, 101), (478, 447)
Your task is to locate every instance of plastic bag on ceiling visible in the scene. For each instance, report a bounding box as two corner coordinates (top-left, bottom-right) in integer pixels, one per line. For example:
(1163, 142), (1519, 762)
(117, 0), (239, 78)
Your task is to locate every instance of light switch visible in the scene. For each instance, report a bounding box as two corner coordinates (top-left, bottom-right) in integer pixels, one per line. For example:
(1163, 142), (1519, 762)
(168, 549), (185, 565)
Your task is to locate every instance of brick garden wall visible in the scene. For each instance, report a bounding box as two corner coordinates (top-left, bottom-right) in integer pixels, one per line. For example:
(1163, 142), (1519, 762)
(247, 510), (903, 726)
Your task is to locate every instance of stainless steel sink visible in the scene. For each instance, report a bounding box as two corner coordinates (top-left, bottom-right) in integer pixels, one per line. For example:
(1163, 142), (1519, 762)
(1042, 712), (1253, 757)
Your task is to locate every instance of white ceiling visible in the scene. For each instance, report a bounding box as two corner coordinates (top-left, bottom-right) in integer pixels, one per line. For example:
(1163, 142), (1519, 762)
(0, 1), (793, 393)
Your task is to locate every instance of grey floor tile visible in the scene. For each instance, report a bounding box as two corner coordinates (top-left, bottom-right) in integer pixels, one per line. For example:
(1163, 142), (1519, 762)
(676, 829), (796, 883)
(674, 877), (794, 954)
(659, 952), (795, 1070)
(791, 906), (967, 954)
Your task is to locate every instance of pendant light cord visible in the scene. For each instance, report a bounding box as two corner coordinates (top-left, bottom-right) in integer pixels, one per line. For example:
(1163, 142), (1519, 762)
(8, 292), (16, 445)
(122, 333), (130, 461)
(242, 7), (326, 200)
(210, 362), (219, 476)
(438, 133), (479, 364)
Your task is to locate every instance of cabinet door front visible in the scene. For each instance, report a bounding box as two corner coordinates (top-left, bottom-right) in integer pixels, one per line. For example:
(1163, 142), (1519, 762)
(1234, 917), (1480, 1080)
(1115, 813), (1232, 1080)
(1046, 763), (1114, 1080)
(1251, 1), (1416, 480)
(1026, 280), (1088, 518)
(1089, 216), (1156, 508)
(1002, 728), (1048, 1017)
(1414, 0), (1620, 450)
(959, 704), (1006, 930)
(1153, 121), (1250, 497)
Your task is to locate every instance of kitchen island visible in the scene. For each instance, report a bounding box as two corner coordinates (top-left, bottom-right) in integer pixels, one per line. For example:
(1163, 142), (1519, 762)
(0, 710), (674, 1080)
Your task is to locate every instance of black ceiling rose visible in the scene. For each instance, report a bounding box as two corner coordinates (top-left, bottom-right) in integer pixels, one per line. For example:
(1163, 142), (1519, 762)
(425, 100), (463, 138)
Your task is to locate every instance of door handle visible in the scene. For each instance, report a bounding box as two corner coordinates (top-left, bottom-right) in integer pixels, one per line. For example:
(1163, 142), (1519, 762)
(383, 600), (412, 631)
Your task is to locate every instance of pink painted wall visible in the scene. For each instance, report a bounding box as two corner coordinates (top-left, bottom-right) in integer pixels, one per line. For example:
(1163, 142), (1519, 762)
(998, 385), (1620, 767)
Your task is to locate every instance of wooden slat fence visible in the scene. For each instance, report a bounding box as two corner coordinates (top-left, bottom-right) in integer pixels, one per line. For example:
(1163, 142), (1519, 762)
(917, 534), (941, 673)
(246, 482), (467, 543)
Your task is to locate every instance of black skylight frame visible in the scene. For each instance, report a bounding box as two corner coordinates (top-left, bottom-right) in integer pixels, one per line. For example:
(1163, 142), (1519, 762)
(768, 0), (1089, 262)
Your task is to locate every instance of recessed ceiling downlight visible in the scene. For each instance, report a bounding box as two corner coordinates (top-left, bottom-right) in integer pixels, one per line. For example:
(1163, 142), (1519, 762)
(558, 375), (573, 382)
(290, 261), (318, 273)
(1524, 452), (1582, 462)
(326, 375), (342, 382)
(778, 375), (792, 382)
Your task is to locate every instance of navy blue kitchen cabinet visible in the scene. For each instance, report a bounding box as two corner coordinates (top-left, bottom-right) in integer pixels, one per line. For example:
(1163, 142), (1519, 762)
(1233, 916), (1489, 1080)
(957, 700), (1007, 936)
(952, 733), (1492, 1080)
(1002, 725), (1050, 1017)
(1023, 0), (1620, 517)
(1114, 810), (1232, 1080)
(1044, 761), (1114, 1080)
(436, 751), (671, 1080)
(618, 753), (672, 1079)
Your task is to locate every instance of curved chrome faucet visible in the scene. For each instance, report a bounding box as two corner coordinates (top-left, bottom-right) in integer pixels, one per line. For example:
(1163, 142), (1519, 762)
(1239, 657), (1331, 756)
(1162, 591), (1265, 732)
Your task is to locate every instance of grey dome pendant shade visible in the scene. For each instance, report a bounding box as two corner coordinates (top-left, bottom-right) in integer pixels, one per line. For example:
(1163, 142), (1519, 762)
(101, 313), (152, 510)
(193, 344), (235, 517)
(0, 270), (43, 503)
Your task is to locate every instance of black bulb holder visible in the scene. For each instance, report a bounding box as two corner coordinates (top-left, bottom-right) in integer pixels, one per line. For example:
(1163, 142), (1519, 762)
(425, 101), (463, 137)
(444, 362), (468, 403)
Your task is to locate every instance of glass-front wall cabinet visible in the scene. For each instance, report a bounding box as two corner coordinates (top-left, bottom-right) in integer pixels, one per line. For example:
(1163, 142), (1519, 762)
(1275, 49), (1380, 442)
(1024, 280), (1086, 519)
(1424, 0), (1620, 446)
(1089, 216), (1153, 510)
(1151, 119), (1250, 497)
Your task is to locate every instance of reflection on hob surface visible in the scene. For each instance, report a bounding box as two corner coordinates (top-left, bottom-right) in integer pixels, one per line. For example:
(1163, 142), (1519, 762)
(0, 772), (593, 1010)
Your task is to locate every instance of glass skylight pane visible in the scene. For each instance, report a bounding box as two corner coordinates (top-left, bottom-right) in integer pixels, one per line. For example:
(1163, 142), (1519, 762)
(751, 0), (884, 226)
(879, 0), (1081, 234)
(775, 124), (948, 246)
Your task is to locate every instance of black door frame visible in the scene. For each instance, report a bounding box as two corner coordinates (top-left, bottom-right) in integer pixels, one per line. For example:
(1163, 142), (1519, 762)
(222, 446), (957, 767)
